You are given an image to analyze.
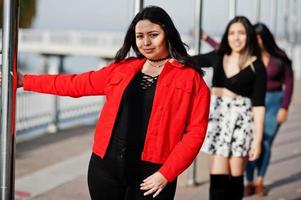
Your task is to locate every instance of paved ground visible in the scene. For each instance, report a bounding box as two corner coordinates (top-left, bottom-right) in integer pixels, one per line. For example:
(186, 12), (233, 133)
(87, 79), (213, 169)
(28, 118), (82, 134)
(14, 80), (301, 200)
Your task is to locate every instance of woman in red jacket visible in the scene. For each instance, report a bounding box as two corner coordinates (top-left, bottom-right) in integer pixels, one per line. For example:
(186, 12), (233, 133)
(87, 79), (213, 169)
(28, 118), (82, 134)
(8, 6), (210, 200)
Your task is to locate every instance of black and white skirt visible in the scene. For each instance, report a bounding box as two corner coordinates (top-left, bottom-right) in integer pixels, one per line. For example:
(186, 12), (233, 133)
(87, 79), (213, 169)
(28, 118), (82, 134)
(201, 95), (254, 157)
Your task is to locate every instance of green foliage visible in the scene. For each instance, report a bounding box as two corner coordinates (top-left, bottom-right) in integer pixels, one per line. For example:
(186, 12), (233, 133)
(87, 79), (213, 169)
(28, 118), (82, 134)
(0, 0), (36, 28)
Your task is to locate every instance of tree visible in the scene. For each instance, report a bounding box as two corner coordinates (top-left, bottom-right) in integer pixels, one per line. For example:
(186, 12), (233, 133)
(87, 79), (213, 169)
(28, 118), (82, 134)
(0, 0), (36, 28)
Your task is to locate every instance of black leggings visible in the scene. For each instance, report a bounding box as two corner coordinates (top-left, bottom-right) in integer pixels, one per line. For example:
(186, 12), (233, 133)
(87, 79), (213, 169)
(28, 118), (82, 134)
(88, 153), (177, 200)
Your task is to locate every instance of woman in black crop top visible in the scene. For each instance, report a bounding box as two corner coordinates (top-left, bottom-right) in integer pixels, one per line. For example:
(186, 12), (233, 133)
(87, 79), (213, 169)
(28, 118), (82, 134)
(193, 16), (267, 200)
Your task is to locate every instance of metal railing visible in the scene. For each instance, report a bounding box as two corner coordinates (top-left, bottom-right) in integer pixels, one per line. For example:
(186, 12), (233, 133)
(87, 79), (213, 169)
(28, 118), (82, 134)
(15, 90), (103, 142)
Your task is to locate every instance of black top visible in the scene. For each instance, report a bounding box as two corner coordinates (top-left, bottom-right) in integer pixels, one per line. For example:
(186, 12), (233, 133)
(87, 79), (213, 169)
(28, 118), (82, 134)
(193, 51), (267, 106)
(110, 71), (158, 153)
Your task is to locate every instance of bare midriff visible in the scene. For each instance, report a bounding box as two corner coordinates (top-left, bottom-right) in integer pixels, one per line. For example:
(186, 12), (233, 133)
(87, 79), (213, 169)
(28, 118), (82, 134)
(211, 87), (241, 98)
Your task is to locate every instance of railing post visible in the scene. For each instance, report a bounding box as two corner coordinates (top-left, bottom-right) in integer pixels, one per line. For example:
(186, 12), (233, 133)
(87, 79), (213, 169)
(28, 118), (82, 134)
(186, 0), (203, 186)
(47, 55), (65, 133)
(0, 0), (20, 199)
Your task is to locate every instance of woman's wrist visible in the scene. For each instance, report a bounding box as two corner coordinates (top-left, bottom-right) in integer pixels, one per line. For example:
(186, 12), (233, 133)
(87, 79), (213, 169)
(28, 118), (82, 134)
(253, 137), (262, 146)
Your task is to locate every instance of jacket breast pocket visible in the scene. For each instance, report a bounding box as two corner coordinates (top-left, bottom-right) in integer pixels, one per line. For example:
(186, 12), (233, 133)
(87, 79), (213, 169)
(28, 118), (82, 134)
(171, 80), (193, 110)
(175, 80), (193, 94)
(162, 80), (193, 111)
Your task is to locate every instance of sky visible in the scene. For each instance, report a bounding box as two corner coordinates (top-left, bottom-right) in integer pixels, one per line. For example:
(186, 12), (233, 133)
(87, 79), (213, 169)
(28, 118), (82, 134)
(31, 0), (301, 40)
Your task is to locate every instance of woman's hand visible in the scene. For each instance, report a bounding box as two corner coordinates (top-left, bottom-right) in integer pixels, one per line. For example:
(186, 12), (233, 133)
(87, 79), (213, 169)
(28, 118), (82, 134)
(140, 171), (168, 198)
(248, 141), (261, 161)
(0, 72), (24, 87)
(201, 31), (208, 41)
(277, 108), (288, 124)
(0, 72), (3, 86)
(250, 106), (264, 161)
(17, 72), (24, 87)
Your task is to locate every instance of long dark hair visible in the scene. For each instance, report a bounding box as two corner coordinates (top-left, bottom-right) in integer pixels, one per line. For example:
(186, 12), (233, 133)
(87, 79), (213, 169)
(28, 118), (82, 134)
(254, 23), (292, 65)
(114, 6), (203, 75)
(218, 16), (261, 67)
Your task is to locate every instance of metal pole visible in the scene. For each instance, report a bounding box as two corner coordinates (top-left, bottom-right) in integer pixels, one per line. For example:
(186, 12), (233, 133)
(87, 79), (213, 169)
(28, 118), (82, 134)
(1, 0), (20, 199)
(254, 0), (261, 22)
(134, 0), (144, 15)
(229, 0), (237, 20)
(295, 0), (299, 43)
(129, 0), (144, 57)
(284, 0), (290, 41)
(270, 0), (278, 35)
(187, 0), (203, 186)
(193, 0), (203, 54)
(291, 0), (297, 44)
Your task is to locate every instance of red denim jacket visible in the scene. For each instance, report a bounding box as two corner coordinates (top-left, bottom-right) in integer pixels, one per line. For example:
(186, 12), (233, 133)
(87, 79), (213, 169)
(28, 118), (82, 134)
(23, 58), (210, 181)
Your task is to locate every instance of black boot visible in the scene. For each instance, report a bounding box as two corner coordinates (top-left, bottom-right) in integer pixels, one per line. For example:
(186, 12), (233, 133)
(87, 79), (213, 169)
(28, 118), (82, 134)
(229, 175), (244, 200)
(209, 174), (231, 200)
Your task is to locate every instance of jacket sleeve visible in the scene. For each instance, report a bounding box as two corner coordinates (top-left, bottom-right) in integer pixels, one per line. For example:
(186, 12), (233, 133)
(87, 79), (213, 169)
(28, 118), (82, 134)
(192, 50), (219, 69)
(205, 36), (220, 50)
(158, 75), (210, 181)
(281, 61), (294, 109)
(251, 60), (267, 107)
(23, 63), (118, 97)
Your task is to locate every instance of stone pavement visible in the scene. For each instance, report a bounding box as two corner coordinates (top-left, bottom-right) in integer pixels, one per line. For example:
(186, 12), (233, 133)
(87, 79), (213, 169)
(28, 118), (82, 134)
(14, 80), (301, 200)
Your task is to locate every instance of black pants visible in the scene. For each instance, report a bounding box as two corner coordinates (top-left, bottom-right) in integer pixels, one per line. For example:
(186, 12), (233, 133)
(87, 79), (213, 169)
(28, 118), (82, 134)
(88, 141), (177, 200)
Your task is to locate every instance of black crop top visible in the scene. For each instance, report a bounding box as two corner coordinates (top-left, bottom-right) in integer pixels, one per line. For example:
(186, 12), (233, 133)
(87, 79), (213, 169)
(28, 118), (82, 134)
(193, 51), (267, 106)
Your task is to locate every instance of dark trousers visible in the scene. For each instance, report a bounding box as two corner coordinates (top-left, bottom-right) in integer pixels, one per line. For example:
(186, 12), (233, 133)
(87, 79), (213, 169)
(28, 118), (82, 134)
(88, 140), (177, 200)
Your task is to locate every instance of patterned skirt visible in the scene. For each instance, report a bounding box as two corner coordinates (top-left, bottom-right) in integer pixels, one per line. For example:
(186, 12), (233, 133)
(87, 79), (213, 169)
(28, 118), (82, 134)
(201, 95), (254, 157)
